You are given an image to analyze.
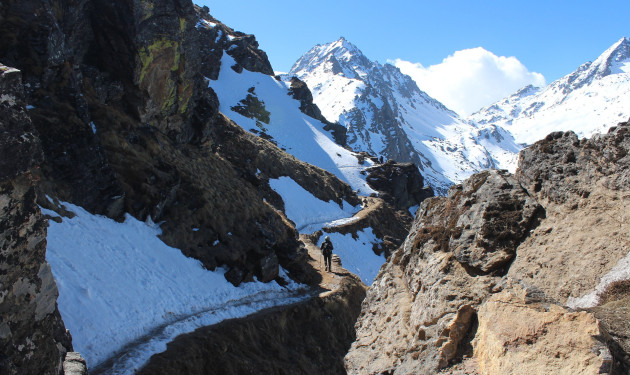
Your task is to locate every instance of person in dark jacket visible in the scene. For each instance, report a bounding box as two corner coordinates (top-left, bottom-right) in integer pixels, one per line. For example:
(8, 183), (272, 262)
(321, 236), (333, 272)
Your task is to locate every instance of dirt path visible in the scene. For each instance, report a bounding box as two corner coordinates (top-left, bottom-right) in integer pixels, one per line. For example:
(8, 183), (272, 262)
(301, 233), (352, 296)
(136, 237), (367, 375)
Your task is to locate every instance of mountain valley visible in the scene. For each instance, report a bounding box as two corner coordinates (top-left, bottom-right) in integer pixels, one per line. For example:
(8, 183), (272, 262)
(0, 1), (629, 374)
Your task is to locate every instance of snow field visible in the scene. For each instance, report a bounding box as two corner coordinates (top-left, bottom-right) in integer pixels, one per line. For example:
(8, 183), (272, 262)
(43, 202), (306, 370)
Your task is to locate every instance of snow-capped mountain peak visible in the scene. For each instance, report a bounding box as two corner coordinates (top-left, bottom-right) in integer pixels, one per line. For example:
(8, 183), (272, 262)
(559, 36), (630, 93)
(291, 37), (372, 81)
(591, 36), (630, 77)
(469, 37), (630, 145)
(289, 39), (522, 193)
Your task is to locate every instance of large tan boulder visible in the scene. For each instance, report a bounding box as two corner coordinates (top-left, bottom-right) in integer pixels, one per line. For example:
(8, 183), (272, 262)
(474, 285), (612, 375)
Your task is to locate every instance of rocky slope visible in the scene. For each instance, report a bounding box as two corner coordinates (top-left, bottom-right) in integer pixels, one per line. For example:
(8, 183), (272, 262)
(0, 0), (371, 287)
(0, 65), (71, 374)
(346, 120), (630, 374)
(0, 0), (423, 373)
(469, 37), (630, 145)
(289, 38), (522, 193)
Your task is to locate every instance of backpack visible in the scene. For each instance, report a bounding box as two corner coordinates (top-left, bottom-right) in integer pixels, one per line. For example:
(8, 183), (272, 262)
(321, 240), (332, 256)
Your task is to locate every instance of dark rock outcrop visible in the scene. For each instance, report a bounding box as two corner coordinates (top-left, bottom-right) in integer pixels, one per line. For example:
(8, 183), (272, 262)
(0, 65), (72, 375)
(366, 160), (433, 210)
(442, 170), (543, 274)
(286, 76), (347, 146)
(195, 5), (273, 80)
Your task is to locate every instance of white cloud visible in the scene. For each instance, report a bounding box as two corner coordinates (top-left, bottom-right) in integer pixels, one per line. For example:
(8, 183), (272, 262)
(392, 48), (546, 116)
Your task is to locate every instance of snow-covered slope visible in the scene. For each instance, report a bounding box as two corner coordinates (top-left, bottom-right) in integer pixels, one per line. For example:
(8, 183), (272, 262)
(207, 52), (389, 281)
(469, 37), (630, 145)
(289, 38), (522, 193)
(208, 53), (375, 196)
(43, 202), (307, 373)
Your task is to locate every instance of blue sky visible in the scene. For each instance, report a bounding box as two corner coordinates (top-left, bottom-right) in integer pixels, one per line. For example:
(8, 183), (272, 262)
(199, 0), (628, 80)
(197, 0), (629, 115)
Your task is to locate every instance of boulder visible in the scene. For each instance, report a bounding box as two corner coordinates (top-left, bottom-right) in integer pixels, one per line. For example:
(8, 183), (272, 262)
(474, 285), (613, 375)
(63, 352), (88, 375)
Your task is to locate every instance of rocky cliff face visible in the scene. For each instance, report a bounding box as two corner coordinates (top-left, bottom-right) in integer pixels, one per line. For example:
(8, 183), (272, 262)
(0, 0), (418, 373)
(347, 121), (630, 374)
(0, 65), (72, 375)
(0, 0), (363, 289)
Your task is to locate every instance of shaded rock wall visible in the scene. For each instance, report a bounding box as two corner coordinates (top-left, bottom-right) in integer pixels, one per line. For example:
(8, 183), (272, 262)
(0, 65), (71, 375)
(366, 160), (433, 210)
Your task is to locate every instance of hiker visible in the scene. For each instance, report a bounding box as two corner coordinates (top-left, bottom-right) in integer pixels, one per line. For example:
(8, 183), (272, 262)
(321, 236), (333, 272)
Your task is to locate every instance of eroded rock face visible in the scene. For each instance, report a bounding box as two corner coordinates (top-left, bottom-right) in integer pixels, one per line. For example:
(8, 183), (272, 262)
(517, 125), (630, 205)
(509, 123), (630, 303)
(347, 170), (537, 373)
(448, 170), (543, 274)
(0, 65), (71, 375)
(474, 284), (612, 375)
(347, 123), (630, 374)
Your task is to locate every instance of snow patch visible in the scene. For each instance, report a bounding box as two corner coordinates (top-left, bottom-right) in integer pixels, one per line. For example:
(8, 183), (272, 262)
(566, 250), (630, 309)
(269, 176), (358, 233)
(195, 19), (217, 29)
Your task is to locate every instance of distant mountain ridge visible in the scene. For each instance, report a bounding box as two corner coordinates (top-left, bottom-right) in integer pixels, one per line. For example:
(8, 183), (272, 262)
(289, 38), (522, 193)
(469, 37), (630, 145)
